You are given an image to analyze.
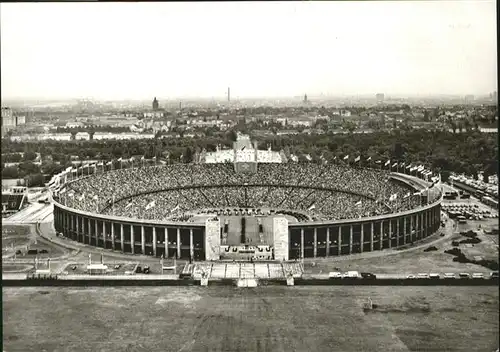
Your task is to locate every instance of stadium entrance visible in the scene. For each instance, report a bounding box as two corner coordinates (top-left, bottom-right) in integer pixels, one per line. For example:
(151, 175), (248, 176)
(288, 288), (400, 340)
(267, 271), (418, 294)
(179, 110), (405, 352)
(219, 245), (274, 261)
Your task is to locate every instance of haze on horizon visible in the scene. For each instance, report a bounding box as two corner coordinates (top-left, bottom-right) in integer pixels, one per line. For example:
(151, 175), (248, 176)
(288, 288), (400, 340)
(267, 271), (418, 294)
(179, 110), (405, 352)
(1, 1), (497, 101)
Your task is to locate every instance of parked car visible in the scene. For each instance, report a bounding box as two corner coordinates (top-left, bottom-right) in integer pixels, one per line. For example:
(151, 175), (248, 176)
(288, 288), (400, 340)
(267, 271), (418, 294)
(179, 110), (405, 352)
(114, 264), (120, 269)
(342, 271), (360, 279)
(459, 273), (471, 279)
(360, 272), (377, 279)
(429, 273), (441, 279)
(490, 271), (499, 278)
(472, 273), (485, 279)
(417, 273), (430, 279)
(143, 265), (150, 274)
(406, 274), (416, 279)
(328, 272), (342, 279)
(39, 249), (48, 254)
(443, 273), (456, 279)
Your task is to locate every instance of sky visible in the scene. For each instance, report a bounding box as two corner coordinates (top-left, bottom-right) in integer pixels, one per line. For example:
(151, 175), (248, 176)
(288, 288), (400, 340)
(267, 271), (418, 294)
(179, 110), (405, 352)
(1, 1), (497, 100)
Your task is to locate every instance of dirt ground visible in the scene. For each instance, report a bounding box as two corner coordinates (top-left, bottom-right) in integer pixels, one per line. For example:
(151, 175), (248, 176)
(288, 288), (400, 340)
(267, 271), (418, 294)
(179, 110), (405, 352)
(3, 286), (498, 352)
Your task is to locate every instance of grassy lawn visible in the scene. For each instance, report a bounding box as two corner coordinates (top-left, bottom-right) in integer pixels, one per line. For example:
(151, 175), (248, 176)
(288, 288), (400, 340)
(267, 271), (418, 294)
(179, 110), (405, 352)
(3, 286), (498, 352)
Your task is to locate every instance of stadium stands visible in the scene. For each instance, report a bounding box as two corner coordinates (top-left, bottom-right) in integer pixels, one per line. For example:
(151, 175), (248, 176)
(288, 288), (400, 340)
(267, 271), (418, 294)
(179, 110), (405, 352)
(60, 163), (425, 222)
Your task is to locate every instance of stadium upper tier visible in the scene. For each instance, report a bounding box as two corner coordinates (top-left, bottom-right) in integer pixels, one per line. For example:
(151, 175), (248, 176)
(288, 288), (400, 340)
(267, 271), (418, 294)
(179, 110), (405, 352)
(59, 163), (431, 221)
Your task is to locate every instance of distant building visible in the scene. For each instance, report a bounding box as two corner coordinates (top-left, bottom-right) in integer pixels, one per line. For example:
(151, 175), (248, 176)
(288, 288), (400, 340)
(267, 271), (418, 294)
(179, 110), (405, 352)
(152, 97), (159, 110)
(2, 107), (16, 137)
(464, 95), (475, 104)
(376, 93), (384, 103)
(304, 94), (308, 103)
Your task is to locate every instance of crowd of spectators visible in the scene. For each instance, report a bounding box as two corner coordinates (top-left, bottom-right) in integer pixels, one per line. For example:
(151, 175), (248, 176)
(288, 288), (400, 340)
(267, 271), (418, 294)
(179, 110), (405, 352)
(58, 163), (435, 221)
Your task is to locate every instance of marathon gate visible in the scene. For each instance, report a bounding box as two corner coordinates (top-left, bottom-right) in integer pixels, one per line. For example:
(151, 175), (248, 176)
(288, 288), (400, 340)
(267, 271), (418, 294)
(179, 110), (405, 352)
(273, 217), (289, 261)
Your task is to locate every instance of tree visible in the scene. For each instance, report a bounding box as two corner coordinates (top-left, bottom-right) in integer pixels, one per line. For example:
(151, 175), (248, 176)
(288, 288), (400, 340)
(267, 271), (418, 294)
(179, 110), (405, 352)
(23, 151), (37, 161)
(423, 110), (430, 122)
(1, 166), (19, 179)
(184, 147), (193, 163)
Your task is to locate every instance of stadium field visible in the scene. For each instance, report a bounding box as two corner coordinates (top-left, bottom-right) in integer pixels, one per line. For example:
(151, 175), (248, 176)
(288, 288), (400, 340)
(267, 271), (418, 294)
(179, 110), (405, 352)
(3, 286), (498, 352)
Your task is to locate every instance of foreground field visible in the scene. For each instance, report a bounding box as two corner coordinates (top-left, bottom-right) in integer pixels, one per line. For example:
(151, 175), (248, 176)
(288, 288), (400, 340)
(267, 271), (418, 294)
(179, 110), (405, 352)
(3, 286), (498, 352)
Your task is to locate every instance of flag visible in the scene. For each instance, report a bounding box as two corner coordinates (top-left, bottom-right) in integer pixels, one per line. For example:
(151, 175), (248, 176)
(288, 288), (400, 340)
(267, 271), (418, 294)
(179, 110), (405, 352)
(384, 160), (390, 166)
(125, 201), (133, 209)
(406, 164), (412, 169)
(97, 161), (103, 167)
(141, 156), (145, 160)
(355, 200), (362, 206)
(417, 165), (424, 172)
(118, 157), (123, 162)
(343, 155), (349, 160)
(78, 194), (85, 201)
(308, 203), (316, 211)
(392, 162), (398, 168)
(145, 200), (156, 210)
(171, 204), (180, 212)
(305, 154), (312, 161)
(403, 192), (411, 199)
(129, 157), (134, 162)
(152, 156), (157, 161)
(354, 156), (360, 162)
(389, 193), (398, 201)
(366, 156), (372, 161)
(375, 160), (381, 164)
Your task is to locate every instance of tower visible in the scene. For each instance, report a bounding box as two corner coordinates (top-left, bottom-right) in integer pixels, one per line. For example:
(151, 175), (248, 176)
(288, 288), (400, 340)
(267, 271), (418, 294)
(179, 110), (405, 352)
(228, 87), (231, 102)
(152, 97), (159, 110)
(304, 94), (308, 103)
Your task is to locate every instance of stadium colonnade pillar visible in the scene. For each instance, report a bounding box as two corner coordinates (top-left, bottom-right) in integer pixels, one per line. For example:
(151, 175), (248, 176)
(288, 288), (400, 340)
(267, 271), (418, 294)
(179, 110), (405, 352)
(313, 228), (317, 258)
(120, 223), (124, 253)
(370, 222), (375, 251)
(102, 221), (105, 248)
(87, 218), (91, 244)
(131, 225), (135, 254)
(111, 221), (115, 250)
(141, 226), (145, 254)
(300, 228), (304, 259)
(388, 220), (392, 248)
(189, 229), (194, 260)
(396, 219), (400, 246)
(360, 224), (364, 253)
(402, 217), (406, 244)
(325, 227), (330, 257)
(166, 227), (169, 258)
(95, 219), (98, 246)
(337, 227), (341, 256)
(379, 221), (383, 250)
(420, 212), (424, 237)
(177, 228), (181, 258)
(349, 225), (353, 254)
(410, 216), (414, 242)
(152, 227), (157, 257)
(76, 215), (80, 241)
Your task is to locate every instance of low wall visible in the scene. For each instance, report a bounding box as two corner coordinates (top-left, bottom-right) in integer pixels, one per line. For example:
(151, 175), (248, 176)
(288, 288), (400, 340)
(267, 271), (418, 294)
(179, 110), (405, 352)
(3, 277), (497, 287)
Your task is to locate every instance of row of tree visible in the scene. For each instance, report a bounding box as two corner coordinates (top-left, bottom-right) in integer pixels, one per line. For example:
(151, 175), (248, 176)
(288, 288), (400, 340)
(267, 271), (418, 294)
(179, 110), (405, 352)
(1, 129), (497, 182)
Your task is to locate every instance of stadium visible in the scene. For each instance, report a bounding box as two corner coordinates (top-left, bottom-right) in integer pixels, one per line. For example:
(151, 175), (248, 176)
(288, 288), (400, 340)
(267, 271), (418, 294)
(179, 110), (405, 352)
(51, 134), (443, 263)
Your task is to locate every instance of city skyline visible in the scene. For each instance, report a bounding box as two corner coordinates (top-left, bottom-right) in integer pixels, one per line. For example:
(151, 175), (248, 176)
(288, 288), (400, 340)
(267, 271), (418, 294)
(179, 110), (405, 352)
(1, 1), (497, 100)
